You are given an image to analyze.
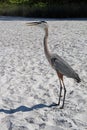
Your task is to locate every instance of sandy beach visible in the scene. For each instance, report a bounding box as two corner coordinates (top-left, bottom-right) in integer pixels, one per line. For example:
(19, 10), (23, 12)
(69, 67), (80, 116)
(0, 17), (87, 130)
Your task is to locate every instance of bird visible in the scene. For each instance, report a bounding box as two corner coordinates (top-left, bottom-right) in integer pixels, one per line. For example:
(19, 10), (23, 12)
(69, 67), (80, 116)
(26, 21), (81, 109)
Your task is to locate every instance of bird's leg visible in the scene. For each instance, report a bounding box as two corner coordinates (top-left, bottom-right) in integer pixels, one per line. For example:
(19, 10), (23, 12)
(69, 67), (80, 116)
(57, 72), (63, 106)
(58, 78), (62, 105)
(60, 80), (66, 109)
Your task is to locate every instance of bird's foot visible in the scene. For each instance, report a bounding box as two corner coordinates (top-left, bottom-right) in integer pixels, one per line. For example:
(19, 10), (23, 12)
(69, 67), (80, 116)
(59, 105), (64, 109)
(57, 101), (60, 106)
(48, 103), (57, 107)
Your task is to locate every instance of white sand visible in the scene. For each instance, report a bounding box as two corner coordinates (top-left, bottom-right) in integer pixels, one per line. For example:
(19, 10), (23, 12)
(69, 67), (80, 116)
(0, 17), (87, 130)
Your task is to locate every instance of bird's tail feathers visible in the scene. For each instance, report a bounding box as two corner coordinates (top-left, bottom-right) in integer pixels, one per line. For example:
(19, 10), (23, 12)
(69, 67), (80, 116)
(74, 73), (81, 83)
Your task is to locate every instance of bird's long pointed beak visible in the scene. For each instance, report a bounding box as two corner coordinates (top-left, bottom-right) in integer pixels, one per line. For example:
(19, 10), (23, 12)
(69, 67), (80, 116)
(26, 22), (40, 26)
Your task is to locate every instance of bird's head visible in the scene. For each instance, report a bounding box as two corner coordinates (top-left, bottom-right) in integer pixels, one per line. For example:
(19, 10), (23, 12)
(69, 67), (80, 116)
(26, 21), (48, 30)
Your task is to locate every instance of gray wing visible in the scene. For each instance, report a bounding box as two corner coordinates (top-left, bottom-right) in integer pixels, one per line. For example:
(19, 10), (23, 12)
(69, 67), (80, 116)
(51, 54), (77, 78)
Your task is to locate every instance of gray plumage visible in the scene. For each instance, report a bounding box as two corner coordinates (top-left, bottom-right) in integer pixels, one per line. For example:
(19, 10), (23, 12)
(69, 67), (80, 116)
(26, 21), (81, 109)
(50, 53), (81, 83)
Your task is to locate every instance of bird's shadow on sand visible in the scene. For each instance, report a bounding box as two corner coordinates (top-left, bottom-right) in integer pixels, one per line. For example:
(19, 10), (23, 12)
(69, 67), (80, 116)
(0, 103), (57, 114)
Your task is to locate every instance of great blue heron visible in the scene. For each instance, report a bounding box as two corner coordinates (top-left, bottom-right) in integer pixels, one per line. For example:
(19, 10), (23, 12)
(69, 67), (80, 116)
(26, 21), (81, 109)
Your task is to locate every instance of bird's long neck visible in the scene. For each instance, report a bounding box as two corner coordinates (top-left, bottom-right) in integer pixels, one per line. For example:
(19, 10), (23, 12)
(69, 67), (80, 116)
(44, 27), (51, 63)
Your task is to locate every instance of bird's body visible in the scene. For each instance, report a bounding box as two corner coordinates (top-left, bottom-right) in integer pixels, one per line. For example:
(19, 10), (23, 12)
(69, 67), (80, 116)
(50, 53), (80, 83)
(26, 21), (81, 108)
